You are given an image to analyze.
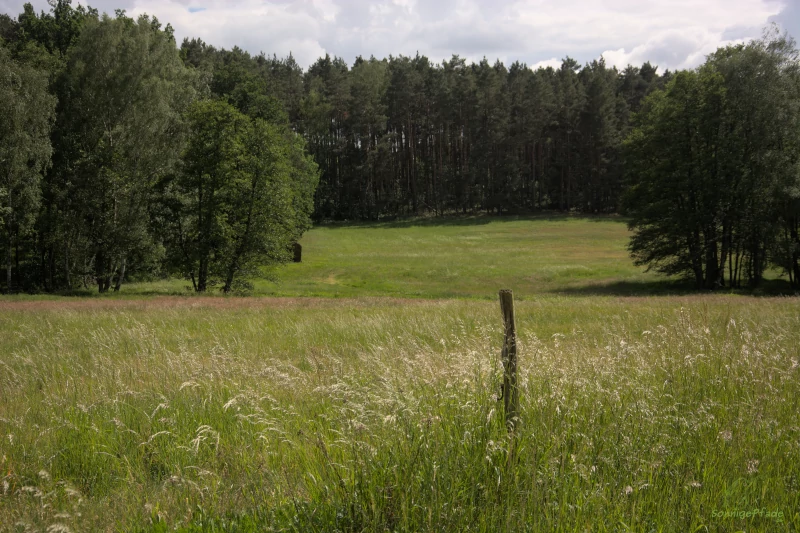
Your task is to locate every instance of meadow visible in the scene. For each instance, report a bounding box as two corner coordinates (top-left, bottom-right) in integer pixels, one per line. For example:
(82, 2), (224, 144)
(59, 215), (674, 299)
(1, 216), (799, 532)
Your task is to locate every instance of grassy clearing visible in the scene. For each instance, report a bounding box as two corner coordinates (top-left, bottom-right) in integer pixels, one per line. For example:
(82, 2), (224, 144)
(263, 215), (659, 299)
(1, 296), (799, 531)
(4, 216), (670, 300)
(6, 215), (792, 300)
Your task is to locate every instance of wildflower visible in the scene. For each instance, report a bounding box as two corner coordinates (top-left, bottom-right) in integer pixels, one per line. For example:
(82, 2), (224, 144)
(623, 485), (633, 495)
(718, 430), (732, 442)
(747, 459), (759, 475)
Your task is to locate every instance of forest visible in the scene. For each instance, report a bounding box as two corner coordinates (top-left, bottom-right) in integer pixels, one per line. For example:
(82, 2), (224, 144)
(1, 0), (799, 293)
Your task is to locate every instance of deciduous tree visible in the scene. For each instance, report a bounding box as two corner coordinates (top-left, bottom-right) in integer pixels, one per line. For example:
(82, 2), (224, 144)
(0, 46), (55, 292)
(169, 100), (318, 292)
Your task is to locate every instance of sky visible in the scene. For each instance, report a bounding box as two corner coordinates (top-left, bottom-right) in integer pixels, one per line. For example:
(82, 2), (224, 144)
(1, 0), (798, 72)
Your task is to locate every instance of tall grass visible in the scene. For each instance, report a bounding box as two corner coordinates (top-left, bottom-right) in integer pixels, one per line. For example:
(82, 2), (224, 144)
(1, 297), (798, 531)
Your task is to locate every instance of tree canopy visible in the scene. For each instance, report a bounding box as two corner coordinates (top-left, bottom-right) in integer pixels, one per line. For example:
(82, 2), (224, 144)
(0, 45), (55, 292)
(52, 11), (196, 292)
(0, 1), (320, 293)
(164, 99), (317, 293)
(624, 30), (800, 289)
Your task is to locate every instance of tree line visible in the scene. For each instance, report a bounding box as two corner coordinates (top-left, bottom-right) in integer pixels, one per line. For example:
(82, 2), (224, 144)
(0, 1), (318, 294)
(177, 41), (668, 219)
(1, 1), (798, 292)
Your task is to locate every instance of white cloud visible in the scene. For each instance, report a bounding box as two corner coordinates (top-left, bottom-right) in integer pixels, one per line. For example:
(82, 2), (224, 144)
(128, 0), (330, 67)
(531, 58), (561, 70)
(0, 0), (788, 70)
(600, 30), (734, 71)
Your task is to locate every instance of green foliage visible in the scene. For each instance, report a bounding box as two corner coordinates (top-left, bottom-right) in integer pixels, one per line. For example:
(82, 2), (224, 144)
(0, 13), (19, 44)
(296, 52), (642, 221)
(0, 45), (55, 293)
(166, 99), (318, 293)
(624, 29), (800, 289)
(2, 1), (326, 295)
(17, 0), (97, 57)
(53, 11), (196, 292)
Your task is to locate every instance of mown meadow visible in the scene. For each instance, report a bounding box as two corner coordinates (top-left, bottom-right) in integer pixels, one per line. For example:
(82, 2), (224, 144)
(49, 216), (668, 299)
(1, 216), (799, 532)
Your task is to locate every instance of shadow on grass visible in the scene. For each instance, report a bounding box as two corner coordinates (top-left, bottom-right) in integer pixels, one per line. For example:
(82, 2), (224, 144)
(318, 212), (625, 230)
(28, 285), (197, 299)
(555, 278), (799, 297)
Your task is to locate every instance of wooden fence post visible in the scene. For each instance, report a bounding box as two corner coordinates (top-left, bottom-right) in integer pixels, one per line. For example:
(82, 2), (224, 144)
(499, 289), (519, 431)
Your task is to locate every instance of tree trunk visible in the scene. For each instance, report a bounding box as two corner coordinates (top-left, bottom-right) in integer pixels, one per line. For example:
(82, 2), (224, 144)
(704, 226), (720, 289)
(223, 267), (235, 294)
(749, 243), (763, 288)
(40, 246), (46, 292)
(790, 218), (799, 288)
(14, 235), (21, 291)
(5, 241), (12, 294)
(96, 251), (111, 293)
(197, 257), (208, 292)
(64, 241), (71, 290)
(688, 228), (704, 289)
(719, 219), (730, 288)
(113, 258), (126, 292)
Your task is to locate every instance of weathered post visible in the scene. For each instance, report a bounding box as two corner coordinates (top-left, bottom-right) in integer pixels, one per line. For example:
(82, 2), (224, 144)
(499, 289), (519, 431)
